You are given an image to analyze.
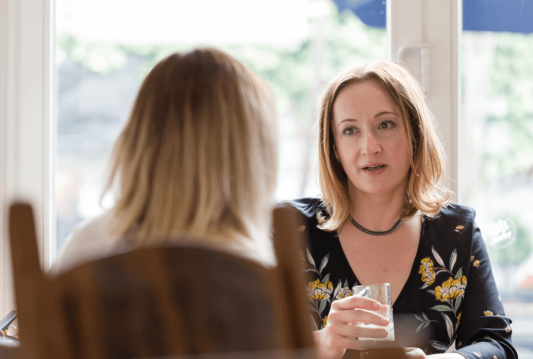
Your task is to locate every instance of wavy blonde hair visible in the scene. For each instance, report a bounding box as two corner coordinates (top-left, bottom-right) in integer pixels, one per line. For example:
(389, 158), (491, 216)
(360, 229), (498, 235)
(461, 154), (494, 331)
(103, 47), (278, 249)
(317, 60), (451, 231)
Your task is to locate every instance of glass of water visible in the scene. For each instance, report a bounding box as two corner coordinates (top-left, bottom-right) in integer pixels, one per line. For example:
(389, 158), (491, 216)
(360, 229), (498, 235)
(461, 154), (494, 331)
(352, 283), (395, 341)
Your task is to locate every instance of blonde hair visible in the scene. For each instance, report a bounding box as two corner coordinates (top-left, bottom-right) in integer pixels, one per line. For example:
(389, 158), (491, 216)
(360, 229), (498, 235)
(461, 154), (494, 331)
(103, 47), (278, 249)
(317, 60), (451, 231)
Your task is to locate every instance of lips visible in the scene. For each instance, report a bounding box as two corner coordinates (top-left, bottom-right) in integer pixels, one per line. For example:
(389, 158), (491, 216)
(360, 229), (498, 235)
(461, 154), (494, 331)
(362, 163), (386, 171)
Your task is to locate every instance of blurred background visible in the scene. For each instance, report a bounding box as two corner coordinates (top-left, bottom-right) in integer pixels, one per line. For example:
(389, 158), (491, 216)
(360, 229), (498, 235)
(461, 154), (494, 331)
(54, 0), (532, 355)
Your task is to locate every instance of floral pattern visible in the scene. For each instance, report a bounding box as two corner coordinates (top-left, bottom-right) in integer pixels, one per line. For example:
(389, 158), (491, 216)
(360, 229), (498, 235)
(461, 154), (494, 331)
(290, 198), (514, 358)
(335, 286), (353, 300)
(419, 258), (436, 286)
(435, 276), (467, 302)
(303, 246), (354, 329)
(418, 244), (466, 352)
(307, 279), (333, 301)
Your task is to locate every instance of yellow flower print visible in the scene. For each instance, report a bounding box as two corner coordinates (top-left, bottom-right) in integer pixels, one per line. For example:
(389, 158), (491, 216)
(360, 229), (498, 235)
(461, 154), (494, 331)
(457, 312), (462, 326)
(298, 225), (306, 233)
(505, 326), (511, 333)
(455, 225), (465, 234)
(419, 258), (436, 286)
(336, 287), (353, 300)
(473, 260), (481, 268)
(322, 316), (328, 327)
(484, 310), (493, 316)
(307, 279), (333, 301)
(435, 276), (467, 302)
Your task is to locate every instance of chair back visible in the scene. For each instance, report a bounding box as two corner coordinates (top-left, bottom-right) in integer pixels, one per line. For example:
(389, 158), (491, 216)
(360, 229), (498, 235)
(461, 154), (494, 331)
(8, 202), (315, 359)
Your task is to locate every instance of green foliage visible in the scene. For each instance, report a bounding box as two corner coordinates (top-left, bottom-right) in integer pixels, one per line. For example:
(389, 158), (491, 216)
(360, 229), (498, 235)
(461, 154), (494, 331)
(487, 215), (532, 266)
(58, 33), (127, 75)
(482, 32), (533, 183)
(56, 4), (386, 125)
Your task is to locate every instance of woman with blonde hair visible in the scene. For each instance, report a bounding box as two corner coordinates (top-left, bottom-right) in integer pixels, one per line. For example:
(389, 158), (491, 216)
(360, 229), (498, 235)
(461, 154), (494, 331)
(290, 60), (516, 359)
(52, 47), (278, 273)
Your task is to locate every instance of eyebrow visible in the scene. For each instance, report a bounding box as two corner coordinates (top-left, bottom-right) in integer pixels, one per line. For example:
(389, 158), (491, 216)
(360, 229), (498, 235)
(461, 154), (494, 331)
(337, 111), (400, 127)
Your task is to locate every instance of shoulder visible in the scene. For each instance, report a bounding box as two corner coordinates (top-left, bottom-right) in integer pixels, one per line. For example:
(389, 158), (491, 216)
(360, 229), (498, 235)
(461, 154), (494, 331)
(50, 211), (121, 275)
(438, 203), (476, 220)
(423, 203), (480, 252)
(426, 203), (476, 227)
(280, 197), (324, 223)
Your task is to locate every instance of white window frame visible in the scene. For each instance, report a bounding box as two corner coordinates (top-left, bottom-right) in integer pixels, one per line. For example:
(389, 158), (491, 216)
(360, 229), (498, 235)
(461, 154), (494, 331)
(0, 0), (461, 315)
(0, 0), (55, 315)
(388, 0), (462, 199)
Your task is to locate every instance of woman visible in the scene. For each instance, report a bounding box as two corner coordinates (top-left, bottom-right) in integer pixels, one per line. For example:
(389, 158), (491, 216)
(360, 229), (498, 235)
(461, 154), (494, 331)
(290, 60), (516, 359)
(52, 47), (278, 274)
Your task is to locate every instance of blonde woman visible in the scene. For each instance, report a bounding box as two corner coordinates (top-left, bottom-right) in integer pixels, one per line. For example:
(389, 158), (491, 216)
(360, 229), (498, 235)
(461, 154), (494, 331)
(290, 61), (516, 359)
(52, 47), (278, 274)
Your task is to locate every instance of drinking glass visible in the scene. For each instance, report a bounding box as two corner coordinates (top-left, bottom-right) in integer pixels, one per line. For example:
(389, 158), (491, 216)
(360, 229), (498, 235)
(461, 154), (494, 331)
(352, 283), (395, 341)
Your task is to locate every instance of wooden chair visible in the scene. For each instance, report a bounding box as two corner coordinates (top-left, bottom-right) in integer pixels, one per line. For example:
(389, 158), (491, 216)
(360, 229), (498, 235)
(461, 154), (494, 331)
(7, 202), (315, 359)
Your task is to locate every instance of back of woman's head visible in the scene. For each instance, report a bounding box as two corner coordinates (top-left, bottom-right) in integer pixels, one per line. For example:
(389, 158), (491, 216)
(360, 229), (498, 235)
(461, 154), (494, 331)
(104, 47), (278, 248)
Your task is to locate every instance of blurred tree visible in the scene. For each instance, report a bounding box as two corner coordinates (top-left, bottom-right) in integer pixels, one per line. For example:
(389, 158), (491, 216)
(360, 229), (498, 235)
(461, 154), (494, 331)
(483, 32), (533, 183)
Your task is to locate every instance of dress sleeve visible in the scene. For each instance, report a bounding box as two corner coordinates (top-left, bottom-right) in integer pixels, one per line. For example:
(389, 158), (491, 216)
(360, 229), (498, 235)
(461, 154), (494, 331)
(454, 216), (518, 359)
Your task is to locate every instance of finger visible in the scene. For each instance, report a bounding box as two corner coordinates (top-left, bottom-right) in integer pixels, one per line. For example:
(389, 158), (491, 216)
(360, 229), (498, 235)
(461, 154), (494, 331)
(342, 309), (390, 326)
(333, 295), (381, 311)
(334, 336), (378, 351)
(335, 323), (389, 340)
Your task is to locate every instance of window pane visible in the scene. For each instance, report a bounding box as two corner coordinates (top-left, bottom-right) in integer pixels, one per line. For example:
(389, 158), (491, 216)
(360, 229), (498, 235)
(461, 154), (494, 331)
(55, 0), (387, 253)
(462, 2), (533, 356)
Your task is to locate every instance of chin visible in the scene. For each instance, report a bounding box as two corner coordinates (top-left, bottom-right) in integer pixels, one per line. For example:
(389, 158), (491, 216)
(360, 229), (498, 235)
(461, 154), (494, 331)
(353, 180), (405, 197)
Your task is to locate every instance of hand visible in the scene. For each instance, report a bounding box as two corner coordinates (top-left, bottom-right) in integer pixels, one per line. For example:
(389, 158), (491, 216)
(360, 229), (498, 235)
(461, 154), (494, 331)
(312, 295), (390, 359)
(404, 347), (427, 359)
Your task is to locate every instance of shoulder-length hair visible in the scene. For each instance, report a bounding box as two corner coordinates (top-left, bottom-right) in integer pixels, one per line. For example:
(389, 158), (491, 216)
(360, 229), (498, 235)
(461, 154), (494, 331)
(317, 60), (451, 232)
(103, 47), (278, 249)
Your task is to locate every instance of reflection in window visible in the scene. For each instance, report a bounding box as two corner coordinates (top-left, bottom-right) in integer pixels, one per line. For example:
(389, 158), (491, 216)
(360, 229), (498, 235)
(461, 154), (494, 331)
(55, 0), (387, 252)
(462, 2), (533, 354)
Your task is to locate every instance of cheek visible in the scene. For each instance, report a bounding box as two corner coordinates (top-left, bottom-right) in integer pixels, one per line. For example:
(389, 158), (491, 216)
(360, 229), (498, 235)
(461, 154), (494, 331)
(336, 142), (357, 166)
(390, 136), (411, 170)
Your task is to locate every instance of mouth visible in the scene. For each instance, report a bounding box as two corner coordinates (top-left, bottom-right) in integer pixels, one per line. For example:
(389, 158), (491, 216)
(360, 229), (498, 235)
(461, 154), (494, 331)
(362, 165), (386, 171)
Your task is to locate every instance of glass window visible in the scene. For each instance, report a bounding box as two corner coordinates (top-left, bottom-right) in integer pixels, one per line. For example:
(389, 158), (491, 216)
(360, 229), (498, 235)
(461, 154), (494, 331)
(55, 0), (388, 253)
(462, 2), (533, 356)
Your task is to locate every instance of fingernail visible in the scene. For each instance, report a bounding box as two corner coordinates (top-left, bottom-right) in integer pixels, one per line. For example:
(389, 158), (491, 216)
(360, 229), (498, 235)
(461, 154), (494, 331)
(381, 317), (389, 325)
(373, 302), (381, 309)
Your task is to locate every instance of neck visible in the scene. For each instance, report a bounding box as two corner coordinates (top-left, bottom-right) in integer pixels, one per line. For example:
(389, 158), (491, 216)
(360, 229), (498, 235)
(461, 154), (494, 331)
(349, 184), (406, 232)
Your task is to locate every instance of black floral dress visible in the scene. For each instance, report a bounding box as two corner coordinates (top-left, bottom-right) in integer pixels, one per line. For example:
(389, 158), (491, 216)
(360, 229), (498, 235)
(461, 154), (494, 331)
(288, 197), (517, 359)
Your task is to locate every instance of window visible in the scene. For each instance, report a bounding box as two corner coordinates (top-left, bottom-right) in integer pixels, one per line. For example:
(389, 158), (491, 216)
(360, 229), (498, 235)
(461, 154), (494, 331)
(461, 1), (533, 354)
(54, 0), (388, 254)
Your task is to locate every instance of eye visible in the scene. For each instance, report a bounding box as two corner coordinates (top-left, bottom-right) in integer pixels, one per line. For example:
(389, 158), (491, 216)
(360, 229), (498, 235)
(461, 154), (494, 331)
(342, 126), (358, 136)
(378, 120), (396, 130)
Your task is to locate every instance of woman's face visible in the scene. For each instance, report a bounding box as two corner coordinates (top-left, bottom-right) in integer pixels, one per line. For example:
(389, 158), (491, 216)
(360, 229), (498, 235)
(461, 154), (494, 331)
(332, 79), (411, 199)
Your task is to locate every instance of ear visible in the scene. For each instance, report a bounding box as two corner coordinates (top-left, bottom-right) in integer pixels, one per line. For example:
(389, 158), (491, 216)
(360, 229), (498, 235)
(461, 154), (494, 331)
(333, 144), (340, 161)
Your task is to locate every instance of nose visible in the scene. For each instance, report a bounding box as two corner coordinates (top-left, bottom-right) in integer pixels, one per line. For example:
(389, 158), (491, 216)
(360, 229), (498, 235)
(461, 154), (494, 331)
(361, 131), (381, 156)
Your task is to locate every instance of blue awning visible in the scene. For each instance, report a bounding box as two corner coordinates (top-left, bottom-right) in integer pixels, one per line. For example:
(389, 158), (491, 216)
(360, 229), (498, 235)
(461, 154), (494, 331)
(333, 0), (533, 34)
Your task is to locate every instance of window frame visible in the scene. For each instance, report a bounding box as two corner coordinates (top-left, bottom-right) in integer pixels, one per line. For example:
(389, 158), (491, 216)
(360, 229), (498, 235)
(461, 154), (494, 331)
(0, 0), (55, 315)
(0, 0), (461, 315)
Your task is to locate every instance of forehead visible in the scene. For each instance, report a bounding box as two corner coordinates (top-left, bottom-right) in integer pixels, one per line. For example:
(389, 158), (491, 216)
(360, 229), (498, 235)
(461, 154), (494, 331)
(332, 79), (400, 125)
